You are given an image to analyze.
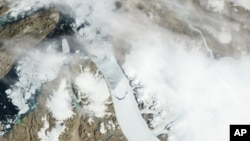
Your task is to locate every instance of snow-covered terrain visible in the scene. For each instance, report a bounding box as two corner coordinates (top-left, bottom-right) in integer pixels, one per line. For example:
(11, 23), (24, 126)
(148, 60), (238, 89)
(75, 67), (110, 118)
(1, 0), (250, 141)
(47, 78), (74, 121)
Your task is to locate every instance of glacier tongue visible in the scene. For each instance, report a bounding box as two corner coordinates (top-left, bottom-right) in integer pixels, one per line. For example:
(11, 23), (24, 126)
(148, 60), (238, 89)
(92, 56), (124, 92)
(92, 56), (159, 141)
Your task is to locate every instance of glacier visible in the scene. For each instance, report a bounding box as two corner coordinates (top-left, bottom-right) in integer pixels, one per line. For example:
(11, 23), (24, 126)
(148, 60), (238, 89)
(1, 0), (250, 141)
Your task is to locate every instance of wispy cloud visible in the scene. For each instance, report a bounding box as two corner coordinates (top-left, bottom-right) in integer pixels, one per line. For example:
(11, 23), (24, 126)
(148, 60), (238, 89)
(3, 0), (250, 141)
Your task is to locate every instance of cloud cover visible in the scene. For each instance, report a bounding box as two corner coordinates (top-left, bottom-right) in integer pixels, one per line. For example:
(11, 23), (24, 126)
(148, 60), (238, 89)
(4, 0), (250, 140)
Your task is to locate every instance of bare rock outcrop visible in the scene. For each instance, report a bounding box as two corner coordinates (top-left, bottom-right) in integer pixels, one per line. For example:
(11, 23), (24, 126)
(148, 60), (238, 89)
(0, 56), (127, 141)
(0, 7), (60, 79)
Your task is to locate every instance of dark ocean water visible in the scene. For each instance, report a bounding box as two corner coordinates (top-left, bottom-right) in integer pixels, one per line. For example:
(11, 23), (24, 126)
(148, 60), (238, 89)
(0, 64), (19, 133)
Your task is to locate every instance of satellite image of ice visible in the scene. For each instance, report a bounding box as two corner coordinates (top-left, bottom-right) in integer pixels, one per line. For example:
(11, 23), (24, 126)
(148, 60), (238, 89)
(1, 0), (250, 141)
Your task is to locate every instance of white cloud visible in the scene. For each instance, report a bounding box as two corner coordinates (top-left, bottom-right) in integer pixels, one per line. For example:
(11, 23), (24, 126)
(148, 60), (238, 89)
(47, 79), (74, 121)
(38, 115), (49, 141)
(207, 0), (225, 12)
(5, 52), (64, 115)
(38, 118), (66, 141)
(4, 0), (250, 140)
(75, 70), (110, 118)
(226, 0), (250, 11)
(123, 31), (250, 141)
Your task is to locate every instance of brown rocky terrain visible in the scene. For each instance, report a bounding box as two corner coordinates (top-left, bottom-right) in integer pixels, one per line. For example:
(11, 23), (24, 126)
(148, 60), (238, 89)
(117, 0), (250, 59)
(1, 1), (250, 141)
(0, 59), (126, 141)
(0, 3), (127, 141)
(0, 7), (59, 79)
